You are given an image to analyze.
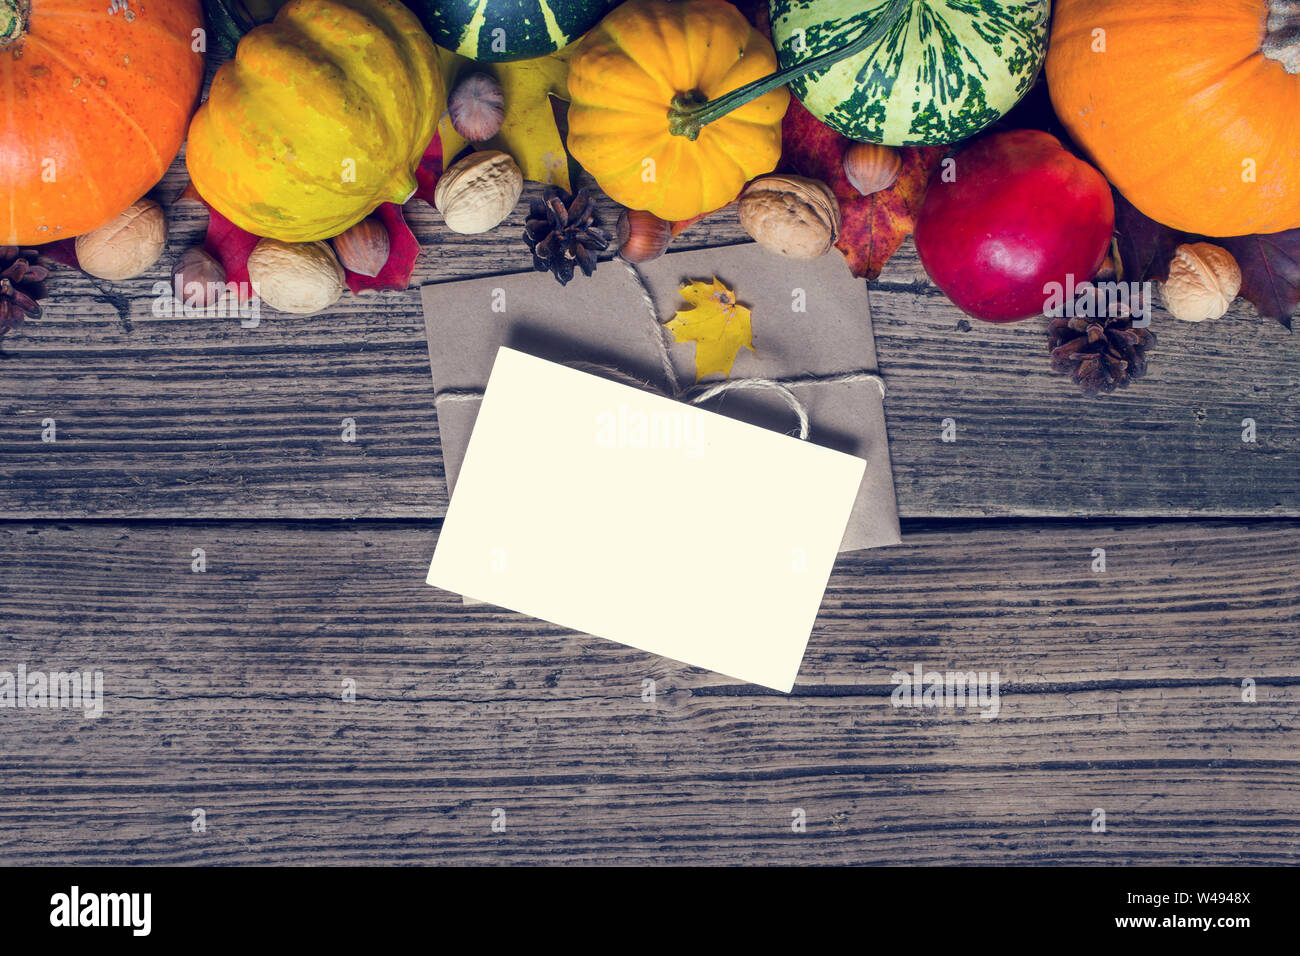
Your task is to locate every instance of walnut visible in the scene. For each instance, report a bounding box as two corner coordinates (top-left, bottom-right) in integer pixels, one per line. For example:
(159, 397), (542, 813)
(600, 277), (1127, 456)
(1161, 242), (1242, 322)
(247, 239), (345, 315)
(435, 150), (524, 234)
(737, 174), (841, 259)
(75, 199), (168, 280)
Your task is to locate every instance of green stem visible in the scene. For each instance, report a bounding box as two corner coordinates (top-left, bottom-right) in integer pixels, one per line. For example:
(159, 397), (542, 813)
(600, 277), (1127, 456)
(201, 0), (261, 56)
(0, 0), (27, 47)
(668, 0), (913, 140)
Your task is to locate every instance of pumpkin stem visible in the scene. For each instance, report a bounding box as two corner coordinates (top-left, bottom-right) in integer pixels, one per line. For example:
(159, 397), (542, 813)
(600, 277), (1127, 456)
(666, 0), (913, 140)
(1264, 0), (1300, 73)
(0, 0), (28, 47)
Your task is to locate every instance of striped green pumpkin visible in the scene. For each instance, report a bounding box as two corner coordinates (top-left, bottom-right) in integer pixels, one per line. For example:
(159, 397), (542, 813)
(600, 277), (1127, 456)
(769, 0), (1050, 145)
(411, 0), (616, 62)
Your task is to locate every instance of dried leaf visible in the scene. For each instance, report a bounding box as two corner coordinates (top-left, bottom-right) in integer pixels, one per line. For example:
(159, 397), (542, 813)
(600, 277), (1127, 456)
(665, 277), (754, 381)
(1112, 189), (1184, 285)
(412, 135), (444, 209)
(1110, 186), (1300, 328)
(1219, 230), (1300, 330)
(37, 239), (79, 270)
(670, 210), (716, 238)
(780, 99), (945, 280)
(203, 206), (262, 302)
(436, 48), (573, 191)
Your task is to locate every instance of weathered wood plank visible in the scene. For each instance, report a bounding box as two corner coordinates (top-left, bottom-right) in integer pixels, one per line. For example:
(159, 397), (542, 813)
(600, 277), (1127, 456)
(1, 520), (1294, 864)
(3, 179), (1296, 519)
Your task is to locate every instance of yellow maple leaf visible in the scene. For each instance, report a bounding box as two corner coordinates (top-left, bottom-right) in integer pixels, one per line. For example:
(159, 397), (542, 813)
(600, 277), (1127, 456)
(665, 278), (755, 381)
(436, 47), (573, 191)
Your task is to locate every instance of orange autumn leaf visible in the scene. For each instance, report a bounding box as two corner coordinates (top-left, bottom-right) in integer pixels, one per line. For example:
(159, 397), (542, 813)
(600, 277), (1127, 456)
(780, 99), (946, 280)
(665, 277), (754, 381)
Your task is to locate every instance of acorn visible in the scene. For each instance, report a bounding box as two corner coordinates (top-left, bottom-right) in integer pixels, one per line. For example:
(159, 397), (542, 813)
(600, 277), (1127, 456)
(616, 209), (672, 264)
(448, 71), (506, 143)
(843, 142), (902, 196)
(331, 216), (390, 278)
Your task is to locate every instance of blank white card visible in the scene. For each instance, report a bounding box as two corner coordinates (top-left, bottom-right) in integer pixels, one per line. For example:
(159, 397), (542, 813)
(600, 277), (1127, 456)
(426, 348), (866, 692)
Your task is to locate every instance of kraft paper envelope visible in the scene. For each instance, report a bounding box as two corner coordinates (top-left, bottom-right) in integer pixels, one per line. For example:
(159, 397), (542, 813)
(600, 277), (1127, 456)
(426, 348), (866, 692)
(421, 243), (900, 554)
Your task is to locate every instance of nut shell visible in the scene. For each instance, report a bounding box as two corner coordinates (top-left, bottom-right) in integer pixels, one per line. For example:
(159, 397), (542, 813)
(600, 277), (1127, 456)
(332, 216), (390, 278)
(75, 199), (168, 281)
(1161, 242), (1242, 322)
(247, 239), (345, 315)
(737, 175), (841, 260)
(449, 72), (506, 142)
(843, 142), (902, 196)
(616, 209), (672, 263)
(435, 150), (524, 235)
(172, 247), (227, 308)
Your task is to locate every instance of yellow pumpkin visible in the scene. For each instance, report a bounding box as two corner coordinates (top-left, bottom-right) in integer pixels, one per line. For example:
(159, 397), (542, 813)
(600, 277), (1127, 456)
(1047, 0), (1300, 237)
(187, 0), (443, 242)
(566, 0), (790, 222)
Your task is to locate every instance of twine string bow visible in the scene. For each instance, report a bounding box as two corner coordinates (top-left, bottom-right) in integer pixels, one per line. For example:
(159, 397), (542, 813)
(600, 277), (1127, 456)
(435, 260), (886, 442)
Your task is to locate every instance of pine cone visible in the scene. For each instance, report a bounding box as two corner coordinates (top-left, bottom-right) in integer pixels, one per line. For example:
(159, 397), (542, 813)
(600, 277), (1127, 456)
(1048, 306), (1156, 393)
(1045, 310), (1159, 392)
(524, 188), (610, 286)
(0, 247), (49, 342)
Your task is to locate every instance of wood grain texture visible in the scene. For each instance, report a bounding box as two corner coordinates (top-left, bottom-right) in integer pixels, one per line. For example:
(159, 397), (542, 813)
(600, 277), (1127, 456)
(1, 168), (1296, 520)
(0, 520), (1294, 864)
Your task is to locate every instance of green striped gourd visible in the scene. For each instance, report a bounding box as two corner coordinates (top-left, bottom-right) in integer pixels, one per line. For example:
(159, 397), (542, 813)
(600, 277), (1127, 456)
(769, 0), (1050, 145)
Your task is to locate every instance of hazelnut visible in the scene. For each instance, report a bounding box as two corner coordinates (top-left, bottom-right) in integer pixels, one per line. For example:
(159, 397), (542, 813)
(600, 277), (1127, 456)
(616, 209), (672, 263)
(75, 198), (168, 280)
(332, 216), (390, 277)
(737, 174), (841, 260)
(1161, 242), (1242, 322)
(435, 150), (524, 234)
(449, 71), (506, 143)
(172, 247), (227, 308)
(843, 142), (901, 196)
(247, 239), (345, 315)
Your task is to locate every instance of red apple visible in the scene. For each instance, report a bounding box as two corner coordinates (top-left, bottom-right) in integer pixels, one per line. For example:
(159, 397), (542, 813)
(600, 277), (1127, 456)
(914, 130), (1114, 323)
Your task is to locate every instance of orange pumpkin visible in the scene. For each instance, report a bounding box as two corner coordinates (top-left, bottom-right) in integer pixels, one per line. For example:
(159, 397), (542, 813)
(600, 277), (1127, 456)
(0, 0), (205, 246)
(1047, 0), (1300, 237)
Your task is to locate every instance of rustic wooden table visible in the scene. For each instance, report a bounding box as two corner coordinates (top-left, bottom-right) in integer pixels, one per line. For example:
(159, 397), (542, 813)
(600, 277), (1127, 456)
(2, 131), (1297, 865)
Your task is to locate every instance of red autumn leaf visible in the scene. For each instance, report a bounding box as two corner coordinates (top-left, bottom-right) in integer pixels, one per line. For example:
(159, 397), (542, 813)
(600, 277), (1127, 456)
(780, 99), (945, 280)
(203, 206), (262, 302)
(1112, 189), (1184, 285)
(1219, 230), (1300, 331)
(413, 134), (443, 209)
(344, 203), (421, 294)
(38, 239), (79, 270)
(671, 208), (726, 237)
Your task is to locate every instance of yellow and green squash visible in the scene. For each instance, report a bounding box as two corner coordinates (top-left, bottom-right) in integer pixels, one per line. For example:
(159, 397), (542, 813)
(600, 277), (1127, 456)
(187, 0), (443, 242)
